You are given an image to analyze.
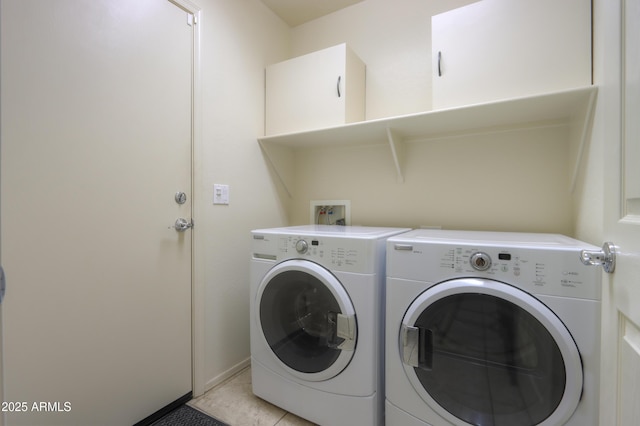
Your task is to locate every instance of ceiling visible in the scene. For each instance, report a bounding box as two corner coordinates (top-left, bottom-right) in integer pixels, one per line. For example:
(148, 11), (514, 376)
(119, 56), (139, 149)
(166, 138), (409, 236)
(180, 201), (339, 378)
(260, 0), (365, 27)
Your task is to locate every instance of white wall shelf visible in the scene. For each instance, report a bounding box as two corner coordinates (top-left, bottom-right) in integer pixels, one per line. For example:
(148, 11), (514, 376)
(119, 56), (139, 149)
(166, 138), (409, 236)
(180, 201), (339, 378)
(259, 85), (597, 193)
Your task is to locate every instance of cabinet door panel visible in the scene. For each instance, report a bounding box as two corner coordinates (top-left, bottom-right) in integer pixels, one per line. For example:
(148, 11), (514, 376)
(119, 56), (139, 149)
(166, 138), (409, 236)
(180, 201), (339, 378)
(266, 44), (365, 136)
(266, 45), (344, 135)
(432, 0), (591, 109)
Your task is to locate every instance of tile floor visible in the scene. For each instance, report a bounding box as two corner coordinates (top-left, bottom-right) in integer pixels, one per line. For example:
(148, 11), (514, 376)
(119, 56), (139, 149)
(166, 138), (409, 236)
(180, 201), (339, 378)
(189, 367), (316, 426)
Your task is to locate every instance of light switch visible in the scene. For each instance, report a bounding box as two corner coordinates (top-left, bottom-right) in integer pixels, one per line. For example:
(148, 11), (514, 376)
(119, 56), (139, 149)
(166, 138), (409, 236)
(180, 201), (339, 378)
(213, 184), (229, 205)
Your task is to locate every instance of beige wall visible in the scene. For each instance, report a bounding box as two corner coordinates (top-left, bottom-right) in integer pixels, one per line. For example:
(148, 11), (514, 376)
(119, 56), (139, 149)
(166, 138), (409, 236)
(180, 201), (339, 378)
(571, 109), (604, 245)
(572, 1), (605, 246)
(280, 0), (583, 235)
(0, 0), (291, 408)
(0, 0), (604, 402)
(196, 0), (290, 389)
(201, 0), (603, 390)
(291, 0), (478, 120)
(291, 124), (574, 233)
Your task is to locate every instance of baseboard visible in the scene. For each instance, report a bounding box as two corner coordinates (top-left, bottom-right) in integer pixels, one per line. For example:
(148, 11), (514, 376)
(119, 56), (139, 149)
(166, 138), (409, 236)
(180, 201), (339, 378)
(203, 357), (251, 393)
(133, 392), (192, 426)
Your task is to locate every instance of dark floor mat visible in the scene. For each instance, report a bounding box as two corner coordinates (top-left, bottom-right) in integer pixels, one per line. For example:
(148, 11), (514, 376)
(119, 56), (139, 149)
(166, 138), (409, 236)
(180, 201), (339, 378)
(152, 405), (228, 426)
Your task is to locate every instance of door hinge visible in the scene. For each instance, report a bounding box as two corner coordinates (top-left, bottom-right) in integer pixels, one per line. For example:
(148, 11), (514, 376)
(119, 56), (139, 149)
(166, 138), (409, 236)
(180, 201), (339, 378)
(0, 266), (6, 303)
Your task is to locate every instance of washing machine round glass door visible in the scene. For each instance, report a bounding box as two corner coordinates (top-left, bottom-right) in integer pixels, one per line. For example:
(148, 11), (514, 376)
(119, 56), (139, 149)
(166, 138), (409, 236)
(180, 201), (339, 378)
(399, 278), (583, 426)
(257, 259), (357, 382)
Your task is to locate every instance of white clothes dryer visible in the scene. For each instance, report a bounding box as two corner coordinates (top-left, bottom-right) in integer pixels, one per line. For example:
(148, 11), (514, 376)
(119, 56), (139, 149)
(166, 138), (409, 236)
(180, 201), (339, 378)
(385, 230), (601, 426)
(251, 225), (410, 426)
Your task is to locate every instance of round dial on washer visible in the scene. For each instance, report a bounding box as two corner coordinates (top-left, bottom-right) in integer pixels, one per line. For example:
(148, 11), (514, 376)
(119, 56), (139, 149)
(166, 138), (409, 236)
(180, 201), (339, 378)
(295, 239), (309, 254)
(470, 252), (492, 271)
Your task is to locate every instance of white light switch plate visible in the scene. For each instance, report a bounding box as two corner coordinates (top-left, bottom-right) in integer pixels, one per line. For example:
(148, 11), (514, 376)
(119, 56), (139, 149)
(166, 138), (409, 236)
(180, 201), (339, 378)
(213, 184), (229, 205)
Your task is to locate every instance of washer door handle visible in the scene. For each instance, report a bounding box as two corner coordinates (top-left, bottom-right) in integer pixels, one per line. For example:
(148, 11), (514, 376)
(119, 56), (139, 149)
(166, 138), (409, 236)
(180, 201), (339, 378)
(328, 312), (356, 351)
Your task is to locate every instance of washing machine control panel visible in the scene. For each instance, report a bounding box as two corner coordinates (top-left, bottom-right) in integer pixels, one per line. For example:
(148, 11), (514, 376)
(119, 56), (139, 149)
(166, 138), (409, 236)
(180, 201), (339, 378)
(253, 233), (383, 274)
(295, 239), (309, 254)
(469, 252), (492, 271)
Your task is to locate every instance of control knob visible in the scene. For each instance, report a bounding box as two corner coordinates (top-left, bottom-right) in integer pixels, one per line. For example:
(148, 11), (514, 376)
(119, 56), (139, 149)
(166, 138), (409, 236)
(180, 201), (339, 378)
(470, 252), (492, 271)
(295, 239), (309, 254)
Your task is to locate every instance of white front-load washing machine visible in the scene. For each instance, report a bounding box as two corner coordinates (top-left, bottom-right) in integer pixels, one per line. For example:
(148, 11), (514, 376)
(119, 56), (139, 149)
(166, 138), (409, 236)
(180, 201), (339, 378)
(385, 230), (601, 426)
(251, 225), (410, 426)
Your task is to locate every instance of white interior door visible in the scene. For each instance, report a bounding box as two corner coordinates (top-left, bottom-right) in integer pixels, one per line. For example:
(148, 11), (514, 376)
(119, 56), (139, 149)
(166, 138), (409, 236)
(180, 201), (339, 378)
(600, 0), (640, 424)
(0, 292), (3, 426)
(0, 0), (194, 424)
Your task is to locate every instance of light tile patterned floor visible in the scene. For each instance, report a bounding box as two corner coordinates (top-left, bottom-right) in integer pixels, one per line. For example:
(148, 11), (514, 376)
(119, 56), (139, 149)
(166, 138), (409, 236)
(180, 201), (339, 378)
(189, 367), (316, 426)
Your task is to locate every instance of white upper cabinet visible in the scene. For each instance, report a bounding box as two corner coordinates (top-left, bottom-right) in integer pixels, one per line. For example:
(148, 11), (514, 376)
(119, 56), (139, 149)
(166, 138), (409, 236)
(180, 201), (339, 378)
(432, 0), (592, 110)
(265, 43), (366, 136)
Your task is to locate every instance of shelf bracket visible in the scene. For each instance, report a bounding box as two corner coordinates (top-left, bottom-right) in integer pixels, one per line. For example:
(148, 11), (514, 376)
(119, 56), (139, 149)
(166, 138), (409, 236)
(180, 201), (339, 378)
(258, 140), (293, 198)
(387, 127), (405, 183)
(569, 88), (598, 194)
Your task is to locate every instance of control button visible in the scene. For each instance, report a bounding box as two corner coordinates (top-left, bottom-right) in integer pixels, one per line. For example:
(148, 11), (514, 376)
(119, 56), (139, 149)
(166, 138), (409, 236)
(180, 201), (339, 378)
(295, 239), (308, 254)
(470, 252), (492, 271)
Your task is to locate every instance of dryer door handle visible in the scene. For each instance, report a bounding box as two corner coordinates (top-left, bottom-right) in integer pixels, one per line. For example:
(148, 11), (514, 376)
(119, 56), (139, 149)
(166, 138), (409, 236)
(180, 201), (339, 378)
(401, 324), (433, 370)
(401, 325), (419, 367)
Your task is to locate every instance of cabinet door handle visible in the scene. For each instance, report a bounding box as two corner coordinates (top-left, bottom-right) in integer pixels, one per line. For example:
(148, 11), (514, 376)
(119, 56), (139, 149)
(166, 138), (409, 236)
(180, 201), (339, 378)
(337, 75), (341, 97)
(438, 51), (442, 77)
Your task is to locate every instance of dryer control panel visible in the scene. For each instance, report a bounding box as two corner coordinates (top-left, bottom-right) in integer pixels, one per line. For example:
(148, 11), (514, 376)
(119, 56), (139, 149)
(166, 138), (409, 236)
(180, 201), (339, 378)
(387, 230), (602, 301)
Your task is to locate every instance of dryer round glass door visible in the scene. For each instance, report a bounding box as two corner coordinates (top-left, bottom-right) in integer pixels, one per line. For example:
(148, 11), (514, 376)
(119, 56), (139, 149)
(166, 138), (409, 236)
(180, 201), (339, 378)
(399, 278), (583, 426)
(257, 259), (357, 382)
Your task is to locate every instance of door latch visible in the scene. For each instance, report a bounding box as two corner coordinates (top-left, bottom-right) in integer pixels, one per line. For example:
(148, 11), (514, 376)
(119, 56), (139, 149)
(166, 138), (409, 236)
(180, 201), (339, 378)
(580, 242), (616, 273)
(174, 218), (194, 232)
